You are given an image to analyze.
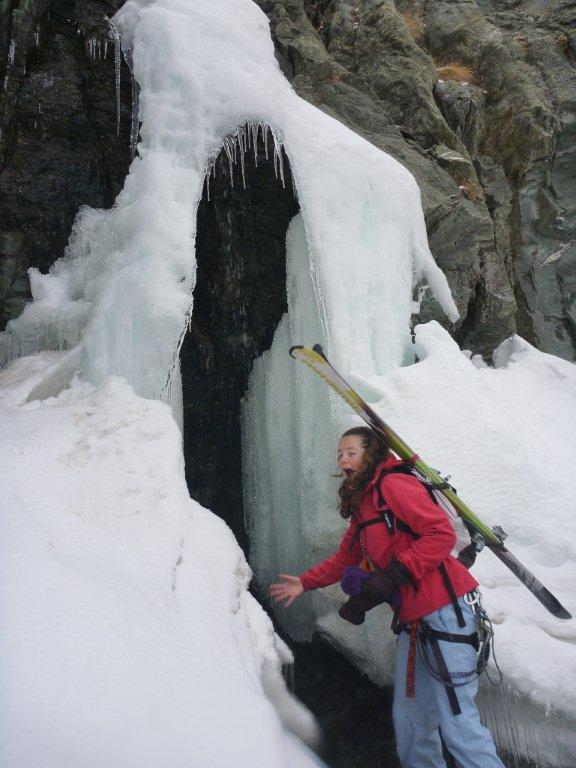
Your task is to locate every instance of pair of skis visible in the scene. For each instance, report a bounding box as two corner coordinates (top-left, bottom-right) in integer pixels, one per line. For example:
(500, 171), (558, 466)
(290, 344), (571, 621)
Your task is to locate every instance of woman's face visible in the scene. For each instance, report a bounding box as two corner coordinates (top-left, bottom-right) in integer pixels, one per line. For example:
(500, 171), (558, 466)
(337, 435), (366, 478)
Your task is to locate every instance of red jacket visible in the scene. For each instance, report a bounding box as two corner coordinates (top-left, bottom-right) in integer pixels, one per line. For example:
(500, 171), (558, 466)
(299, 455), (478, 622)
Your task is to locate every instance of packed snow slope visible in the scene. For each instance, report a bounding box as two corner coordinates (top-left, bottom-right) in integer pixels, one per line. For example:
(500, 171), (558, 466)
(0, 355), (321, 768)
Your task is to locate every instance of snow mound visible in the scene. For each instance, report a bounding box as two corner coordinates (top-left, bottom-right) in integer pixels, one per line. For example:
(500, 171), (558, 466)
(0, 361), (319, 768)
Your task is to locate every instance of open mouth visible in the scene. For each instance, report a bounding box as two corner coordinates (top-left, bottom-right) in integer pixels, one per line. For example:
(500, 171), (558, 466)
(343, 468), (355, 478)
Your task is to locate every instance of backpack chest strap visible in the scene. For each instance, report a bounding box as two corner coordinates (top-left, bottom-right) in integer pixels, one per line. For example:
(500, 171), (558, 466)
(348, 511), (393, 550)
(348, 507), (415, 551)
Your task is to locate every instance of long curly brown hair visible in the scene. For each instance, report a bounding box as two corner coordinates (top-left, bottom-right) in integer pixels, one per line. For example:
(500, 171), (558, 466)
(338, 426), (389, 519)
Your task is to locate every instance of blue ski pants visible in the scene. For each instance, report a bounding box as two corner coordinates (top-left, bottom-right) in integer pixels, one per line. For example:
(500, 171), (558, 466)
(393, 596), (505, 768)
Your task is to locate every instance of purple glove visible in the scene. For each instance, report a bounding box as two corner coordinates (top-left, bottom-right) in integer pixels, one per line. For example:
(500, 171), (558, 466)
(340, 565), (370, 596)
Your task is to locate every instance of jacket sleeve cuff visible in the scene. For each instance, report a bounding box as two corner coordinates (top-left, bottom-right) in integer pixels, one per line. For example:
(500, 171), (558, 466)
(299, 573), (314, 591)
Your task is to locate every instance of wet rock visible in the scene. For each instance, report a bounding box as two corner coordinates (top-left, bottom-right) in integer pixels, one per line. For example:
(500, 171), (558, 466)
(431, 143), (475, 185)
(181, 140), (298, 550)
(434, 80), (484, 156)
(258, 0), (517, 355)
(0, 0), (131, 329)
(0, 231), (28, 328)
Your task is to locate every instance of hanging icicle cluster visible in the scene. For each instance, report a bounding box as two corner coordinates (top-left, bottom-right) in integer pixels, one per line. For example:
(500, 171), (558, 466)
(204, 122), (285, 200)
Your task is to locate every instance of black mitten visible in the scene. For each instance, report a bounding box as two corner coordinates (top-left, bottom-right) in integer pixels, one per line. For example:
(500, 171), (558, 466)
(364, 559), (413, 600)
(338, 589), (384, 625)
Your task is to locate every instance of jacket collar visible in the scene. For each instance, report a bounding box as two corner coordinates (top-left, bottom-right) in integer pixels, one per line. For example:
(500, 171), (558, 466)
(365, 453), (404, 491)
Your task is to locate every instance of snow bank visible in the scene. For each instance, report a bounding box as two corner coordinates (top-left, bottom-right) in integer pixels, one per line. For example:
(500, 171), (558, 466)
(0, 358), (319, 768)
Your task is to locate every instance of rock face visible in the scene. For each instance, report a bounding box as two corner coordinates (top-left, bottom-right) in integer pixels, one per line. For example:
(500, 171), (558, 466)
(0, 0), (574, 359)
(256, 0), (576, 359)
(0, 0), (131, 329)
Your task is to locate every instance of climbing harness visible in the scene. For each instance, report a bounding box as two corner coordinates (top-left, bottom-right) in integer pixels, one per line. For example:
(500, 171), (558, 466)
(398, 589), (503, 715)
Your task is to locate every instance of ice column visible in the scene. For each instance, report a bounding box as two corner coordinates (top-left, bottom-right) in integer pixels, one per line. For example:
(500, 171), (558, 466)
(243, 214), (351, 640)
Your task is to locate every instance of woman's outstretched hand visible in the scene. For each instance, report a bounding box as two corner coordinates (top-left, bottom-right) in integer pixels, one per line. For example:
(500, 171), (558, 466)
(269, 574), (304, 607)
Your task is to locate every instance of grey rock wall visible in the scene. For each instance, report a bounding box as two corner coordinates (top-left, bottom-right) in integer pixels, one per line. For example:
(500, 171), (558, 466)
(257, 0), (576, 359)
(0, 0), (131, 329)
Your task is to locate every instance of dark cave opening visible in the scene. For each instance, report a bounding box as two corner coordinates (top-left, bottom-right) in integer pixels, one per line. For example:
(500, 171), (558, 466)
(180, 128), (298, 552)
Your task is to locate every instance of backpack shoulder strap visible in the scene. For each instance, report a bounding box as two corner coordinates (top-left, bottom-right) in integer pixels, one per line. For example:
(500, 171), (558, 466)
(375, 464), (417, 537)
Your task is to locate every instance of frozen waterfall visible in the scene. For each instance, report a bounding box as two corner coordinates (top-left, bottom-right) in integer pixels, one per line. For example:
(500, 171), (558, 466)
(0, 0), (456, 407)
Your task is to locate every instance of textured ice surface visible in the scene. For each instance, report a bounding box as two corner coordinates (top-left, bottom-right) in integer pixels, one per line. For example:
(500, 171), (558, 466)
(0, 362), (320, 768)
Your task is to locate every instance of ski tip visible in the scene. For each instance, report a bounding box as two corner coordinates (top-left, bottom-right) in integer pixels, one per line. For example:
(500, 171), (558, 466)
(538, 589), (572, 619)
(289, 345), (304, 359)
(553, 606), (572, 621)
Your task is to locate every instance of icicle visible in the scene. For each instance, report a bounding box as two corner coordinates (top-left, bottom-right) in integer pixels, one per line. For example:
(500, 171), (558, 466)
(111, 23), (122, 136)
(291, 167), (298, 198)
(251, 122), (259, 166)
(263, 124), (269, 160)
(34, 27), (40, 47)
(8, 39), (16, 67)
(238, 127), (246, 189)
(130, 78), (140, 158)
(223, 139), (234, 187)
(273, 135), (285, 187)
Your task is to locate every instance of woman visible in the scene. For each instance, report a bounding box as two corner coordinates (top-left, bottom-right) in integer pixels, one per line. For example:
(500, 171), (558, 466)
(269, 426), (504, 768)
